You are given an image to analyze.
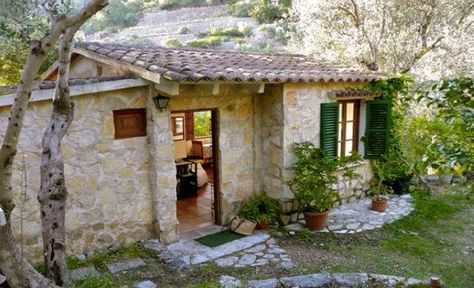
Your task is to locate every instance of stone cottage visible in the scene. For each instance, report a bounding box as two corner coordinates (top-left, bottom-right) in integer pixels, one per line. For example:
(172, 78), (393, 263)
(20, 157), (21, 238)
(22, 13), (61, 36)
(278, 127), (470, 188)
(0, 42), (387, 261)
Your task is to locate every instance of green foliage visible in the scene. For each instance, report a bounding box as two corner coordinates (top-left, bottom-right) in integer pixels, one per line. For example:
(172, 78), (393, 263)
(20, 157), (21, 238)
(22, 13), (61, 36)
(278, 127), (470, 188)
(194, 111), (211, 137)
(71, 275), (116, 288)
(0, 10), (59, 84)
(66, 243), (153, 270)
(249, 0), (285, 24)
(179, 26), (190, 34)
(158, 0), (208, 10)
(238, 193), (279, 222)
(82, 0), (144, 34)
(186, 36), (223, 48)
(288, 142), (340, 213)
(415, 77), (474, 173)
(230, 0), (257, 17)
(368, 74), (414, 99)
(165, 38), (183, 48)
(210, 27), (245, 37)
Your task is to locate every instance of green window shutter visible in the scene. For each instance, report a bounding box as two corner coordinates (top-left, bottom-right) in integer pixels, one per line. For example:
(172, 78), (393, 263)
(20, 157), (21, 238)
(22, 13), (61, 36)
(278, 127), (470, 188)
(320, 102), (339, 158)
(364, 99), (391, 159)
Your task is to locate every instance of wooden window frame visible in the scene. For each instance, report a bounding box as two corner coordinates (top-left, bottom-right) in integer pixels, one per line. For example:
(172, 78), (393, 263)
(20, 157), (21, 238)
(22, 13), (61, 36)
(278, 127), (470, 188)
(171, 116), (185, 140)
(113, 108), (147, 139)
(338, 100), (360, 157)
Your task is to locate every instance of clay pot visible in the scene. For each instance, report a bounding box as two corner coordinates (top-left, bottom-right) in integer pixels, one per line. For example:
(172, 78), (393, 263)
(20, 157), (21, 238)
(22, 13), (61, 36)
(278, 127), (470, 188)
(303, 211), (329, 230)
(257, 220), (270, 230)
(371, 199), (388, 212)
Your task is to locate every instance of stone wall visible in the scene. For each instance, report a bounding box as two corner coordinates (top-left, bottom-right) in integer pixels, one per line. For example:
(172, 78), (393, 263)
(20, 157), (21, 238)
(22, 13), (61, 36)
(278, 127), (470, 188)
(280, 82), (374, 203)
(257, 84), (284, 199)
(0, 87), (154, 262)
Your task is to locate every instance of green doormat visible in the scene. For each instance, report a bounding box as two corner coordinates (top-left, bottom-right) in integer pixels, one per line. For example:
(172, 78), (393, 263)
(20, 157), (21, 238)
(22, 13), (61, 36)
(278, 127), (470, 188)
(195, 230), (245, 247)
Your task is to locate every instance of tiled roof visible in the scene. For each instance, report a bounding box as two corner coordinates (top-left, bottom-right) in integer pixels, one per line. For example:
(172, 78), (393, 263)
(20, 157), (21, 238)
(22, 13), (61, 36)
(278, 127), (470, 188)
(76, 42), (384, 83)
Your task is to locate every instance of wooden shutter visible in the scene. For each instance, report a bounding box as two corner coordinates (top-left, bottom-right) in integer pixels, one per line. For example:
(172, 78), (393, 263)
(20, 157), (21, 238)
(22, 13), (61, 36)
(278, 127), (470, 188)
(320, 102), (339, 158)
(185, 111), (194, 140)
(364, 99), (391, 159)
(113, 108), (147, 139)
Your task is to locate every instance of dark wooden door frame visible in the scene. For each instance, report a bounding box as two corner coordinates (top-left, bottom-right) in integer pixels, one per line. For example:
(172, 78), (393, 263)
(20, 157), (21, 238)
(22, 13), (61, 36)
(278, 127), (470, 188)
(171, 108), (221, 226)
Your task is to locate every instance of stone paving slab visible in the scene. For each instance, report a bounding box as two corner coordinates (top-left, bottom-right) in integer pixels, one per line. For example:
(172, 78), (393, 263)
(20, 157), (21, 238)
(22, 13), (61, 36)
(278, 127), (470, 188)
(68, 267), (100, 281)
(180, 232), (270, 265)
(106, 258), (146, 274)
(219, 273), (426, 288)
(134, 280), (157, 288)
(286, 195), (414, 234)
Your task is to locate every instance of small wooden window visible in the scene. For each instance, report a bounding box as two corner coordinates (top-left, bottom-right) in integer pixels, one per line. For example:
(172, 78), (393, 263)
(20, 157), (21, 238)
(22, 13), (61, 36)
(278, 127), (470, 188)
(113, 108), (147, 139)
(338, 100), (360, 157)
(172, 116), (184, 140)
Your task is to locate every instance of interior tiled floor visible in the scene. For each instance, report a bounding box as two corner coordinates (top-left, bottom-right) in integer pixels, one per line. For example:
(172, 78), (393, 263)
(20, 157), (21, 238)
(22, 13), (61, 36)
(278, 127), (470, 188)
(177, 168), (214, 233)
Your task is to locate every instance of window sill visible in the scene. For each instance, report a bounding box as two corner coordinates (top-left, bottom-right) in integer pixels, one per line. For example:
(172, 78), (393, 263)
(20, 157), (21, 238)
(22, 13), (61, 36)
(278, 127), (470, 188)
(336, 159), (368, 171)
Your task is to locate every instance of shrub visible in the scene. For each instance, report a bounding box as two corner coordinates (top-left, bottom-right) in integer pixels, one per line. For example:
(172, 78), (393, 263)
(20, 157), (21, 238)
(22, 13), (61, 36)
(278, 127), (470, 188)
(165, 38), (183, 47)
(82, 0), (144, 34)
(159, 0), (207, 10)
(239, 193), (279, 223)
(210, 27), (244, 37)
(288, 142), (340, 213)
(186, 36), (223, 48)
(179, 26), (190, 34)
(249, 0), (284, 24)
(230, 0), (257, 17)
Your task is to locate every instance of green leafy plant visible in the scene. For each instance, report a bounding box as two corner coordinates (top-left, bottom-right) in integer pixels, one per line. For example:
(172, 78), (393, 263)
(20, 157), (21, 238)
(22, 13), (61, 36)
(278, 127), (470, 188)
(239, 193), (279, 223)
(186, 36), (223, 48)
(249, 0), (285, 24)
(367, 179), (392, 202)
(165, 38), (183, 48)
(288, 142), (341, 213)
(230, 0), (257, 18)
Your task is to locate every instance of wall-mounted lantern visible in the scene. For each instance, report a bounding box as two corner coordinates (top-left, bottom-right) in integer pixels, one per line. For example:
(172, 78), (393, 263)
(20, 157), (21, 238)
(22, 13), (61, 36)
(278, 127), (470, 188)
(153, 95), (170, 111)
(0, 207), (6, 226)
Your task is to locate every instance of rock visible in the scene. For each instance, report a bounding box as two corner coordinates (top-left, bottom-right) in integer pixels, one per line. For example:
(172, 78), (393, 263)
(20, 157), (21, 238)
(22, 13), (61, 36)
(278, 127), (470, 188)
(280, 273), (333, 287)
(268, 247), (286, 254)
(245, 244), (266, 253)
(219, 275), (242, 288)
(0, 273), (6, 285)
(68, 267), (100, 281)
(135, 280), (157, 288)
(215, 256), (239, 267)
(106, 258), (146, 274)
(76, 254), (86, 261)
(144, 239), (166, 252)
(277, 261), (295, 270)
(263, 254), (275, 259)
(333, 273), (369, 286)
(248, 278), (278, 288)
(238, 254), (257, 265)
(346, 222), (360, 230)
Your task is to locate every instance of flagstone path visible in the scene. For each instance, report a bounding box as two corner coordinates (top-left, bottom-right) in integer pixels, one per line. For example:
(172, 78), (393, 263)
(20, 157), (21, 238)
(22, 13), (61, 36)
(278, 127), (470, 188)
(144, 232), (294, 270)
(286, 194), (414, 234)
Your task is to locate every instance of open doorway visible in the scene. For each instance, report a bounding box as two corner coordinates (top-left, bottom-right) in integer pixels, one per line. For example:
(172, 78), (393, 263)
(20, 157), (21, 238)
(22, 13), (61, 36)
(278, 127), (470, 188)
(171, 109), (220, 233)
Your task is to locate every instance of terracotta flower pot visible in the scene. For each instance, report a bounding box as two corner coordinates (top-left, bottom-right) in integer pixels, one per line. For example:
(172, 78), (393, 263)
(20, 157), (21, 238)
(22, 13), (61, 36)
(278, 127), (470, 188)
(371, 199), (388, 212)
(257, 220), (270, 230)
(303, 211), (329, 230)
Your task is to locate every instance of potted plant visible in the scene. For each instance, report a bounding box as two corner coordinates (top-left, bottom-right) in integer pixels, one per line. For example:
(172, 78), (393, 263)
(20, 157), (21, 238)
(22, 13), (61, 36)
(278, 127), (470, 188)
(367, 180), (392, 212)
(238, 193), (279, 229)
(288, 142), (340, 230)
(372, 152), (413, 195)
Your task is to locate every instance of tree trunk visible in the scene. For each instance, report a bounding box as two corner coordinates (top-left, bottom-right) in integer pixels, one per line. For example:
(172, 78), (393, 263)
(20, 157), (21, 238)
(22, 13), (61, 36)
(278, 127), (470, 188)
(37, 26), (77, 286)
(0, 1), (108, 286)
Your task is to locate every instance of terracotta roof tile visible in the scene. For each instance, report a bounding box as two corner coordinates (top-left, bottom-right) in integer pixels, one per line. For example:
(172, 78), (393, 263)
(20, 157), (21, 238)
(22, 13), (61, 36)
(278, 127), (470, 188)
(75, 42), (384, 83)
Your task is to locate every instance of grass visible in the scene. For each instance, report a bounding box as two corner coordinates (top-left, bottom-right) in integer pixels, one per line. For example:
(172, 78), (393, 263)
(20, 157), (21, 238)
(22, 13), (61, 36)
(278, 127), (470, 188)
(67, 243), (155, 270)
(280, 186), (474, 287)
(51, 184), (474, 288)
